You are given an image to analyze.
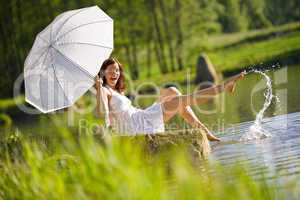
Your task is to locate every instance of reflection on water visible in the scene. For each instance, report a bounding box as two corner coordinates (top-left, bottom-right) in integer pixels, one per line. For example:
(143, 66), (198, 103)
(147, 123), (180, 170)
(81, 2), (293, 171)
(211, 112), (300, 183)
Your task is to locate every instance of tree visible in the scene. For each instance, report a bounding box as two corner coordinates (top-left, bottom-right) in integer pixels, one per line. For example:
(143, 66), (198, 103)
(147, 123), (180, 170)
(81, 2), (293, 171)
(245, 0), (271, 29)
(218, 0), (249, 32)
(264, 0), (300, 25)
(148, 0), (169, 74)
(174, 0), (184, 70)
(158, 0), (176, 71)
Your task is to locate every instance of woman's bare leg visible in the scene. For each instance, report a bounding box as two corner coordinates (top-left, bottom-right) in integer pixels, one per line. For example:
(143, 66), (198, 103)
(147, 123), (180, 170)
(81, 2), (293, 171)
(162, 72), (245, 119)
(160, 72), (245, 141)
(158, 87), (220, 141)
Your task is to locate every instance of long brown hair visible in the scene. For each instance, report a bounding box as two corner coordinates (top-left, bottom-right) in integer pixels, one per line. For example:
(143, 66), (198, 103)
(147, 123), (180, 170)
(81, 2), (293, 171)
(98, 57), (126, 93)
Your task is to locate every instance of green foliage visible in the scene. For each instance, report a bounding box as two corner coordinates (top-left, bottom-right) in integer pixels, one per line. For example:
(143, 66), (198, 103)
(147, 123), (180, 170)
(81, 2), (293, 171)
(0, 127), (293, 199)
(265, 0), (300, 25)
(244, 0), (272, 29)
(0, 0), (300, 98)
(136, 21), (300, 81)
(0, 113), (12, 128)
(0, 95), (24, 110)
(217, 0), (249, 32)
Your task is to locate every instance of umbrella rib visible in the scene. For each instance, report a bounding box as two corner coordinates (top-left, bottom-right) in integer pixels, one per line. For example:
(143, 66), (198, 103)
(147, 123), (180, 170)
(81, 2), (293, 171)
(32, 48), (51, 73)
(37, 11), (67, 43)
(57, 42), (113, 50)
(50, 20), (53, 44)
(49, 11), (68, 43)
(39, 48), (51, 109)
(24, 46), (48, 71)
(54, 19), (112, 42)
(51, 63), (71, 104)
(51, 46), (95, 80)
(37, 35), (50, 45)
(55, 8), (88, 40)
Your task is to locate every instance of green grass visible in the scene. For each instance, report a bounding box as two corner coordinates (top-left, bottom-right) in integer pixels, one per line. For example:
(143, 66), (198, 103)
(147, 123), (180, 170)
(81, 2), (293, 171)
(0, 122), (295, 200)
(208, 31), (300, 72)
(135, 21), (300, 84)
(0, 95), (25, 110)
(205, 21), (300, 49)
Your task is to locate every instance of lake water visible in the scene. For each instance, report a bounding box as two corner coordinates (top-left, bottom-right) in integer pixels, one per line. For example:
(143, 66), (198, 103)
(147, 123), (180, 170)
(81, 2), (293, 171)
(208, 66), (300, 190)
(211, 112), (300, 183)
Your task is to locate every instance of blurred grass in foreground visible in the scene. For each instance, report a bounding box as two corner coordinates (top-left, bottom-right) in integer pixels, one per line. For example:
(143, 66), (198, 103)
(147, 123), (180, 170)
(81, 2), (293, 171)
(0, 115), (299, 200)
(0, 95), (24, 110)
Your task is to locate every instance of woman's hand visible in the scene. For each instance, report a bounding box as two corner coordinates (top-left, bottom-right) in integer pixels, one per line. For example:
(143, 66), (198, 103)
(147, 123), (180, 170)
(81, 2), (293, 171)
(224, 71), (245, 93)
(94, 75), (103, 90)
(94, 75), (108, 121)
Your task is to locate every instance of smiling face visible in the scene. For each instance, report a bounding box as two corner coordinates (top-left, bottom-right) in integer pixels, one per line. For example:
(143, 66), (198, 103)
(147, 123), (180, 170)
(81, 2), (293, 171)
(98, 58), (126, 93)
(104, 62), (120, 89)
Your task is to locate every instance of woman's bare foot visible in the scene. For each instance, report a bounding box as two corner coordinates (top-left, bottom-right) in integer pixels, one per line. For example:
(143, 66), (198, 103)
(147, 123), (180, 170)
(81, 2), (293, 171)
(206, 131), (221, 141)
(197, 122), (221, 141)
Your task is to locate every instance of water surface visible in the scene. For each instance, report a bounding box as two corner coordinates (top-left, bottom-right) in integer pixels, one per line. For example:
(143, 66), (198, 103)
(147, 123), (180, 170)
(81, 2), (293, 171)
(211, 112), (300, 184)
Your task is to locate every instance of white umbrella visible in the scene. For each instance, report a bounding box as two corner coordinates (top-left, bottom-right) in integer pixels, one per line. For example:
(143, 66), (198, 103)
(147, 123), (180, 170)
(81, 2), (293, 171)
(24, 5), (113, 113)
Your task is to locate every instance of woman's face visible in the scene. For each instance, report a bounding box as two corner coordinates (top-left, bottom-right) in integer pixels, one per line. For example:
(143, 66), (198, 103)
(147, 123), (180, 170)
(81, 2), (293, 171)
(104, 62), (120, 88)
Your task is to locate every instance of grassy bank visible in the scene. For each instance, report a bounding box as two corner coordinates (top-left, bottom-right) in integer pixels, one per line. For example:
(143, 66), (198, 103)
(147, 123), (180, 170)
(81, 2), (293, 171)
(136, 21), (300, 85)
(208, 31), (300, 73)
(0, 124), (293, 200)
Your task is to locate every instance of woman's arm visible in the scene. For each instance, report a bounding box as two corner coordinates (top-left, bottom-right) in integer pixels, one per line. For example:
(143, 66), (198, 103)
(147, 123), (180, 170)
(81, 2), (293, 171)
(95, 75), (111, 127)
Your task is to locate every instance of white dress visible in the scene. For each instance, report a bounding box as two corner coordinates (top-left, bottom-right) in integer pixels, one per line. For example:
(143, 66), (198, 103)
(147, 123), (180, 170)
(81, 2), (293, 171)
(105, 86), (165, 135)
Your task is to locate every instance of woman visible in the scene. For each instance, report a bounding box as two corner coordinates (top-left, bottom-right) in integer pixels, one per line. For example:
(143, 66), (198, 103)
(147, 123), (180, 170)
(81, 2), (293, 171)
(94, 58), (245, 141)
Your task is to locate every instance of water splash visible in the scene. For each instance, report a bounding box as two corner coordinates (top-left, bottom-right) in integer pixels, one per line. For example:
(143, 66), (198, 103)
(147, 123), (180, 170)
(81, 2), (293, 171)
(240, 70), (279, 141)
(245, 63), (281, 74)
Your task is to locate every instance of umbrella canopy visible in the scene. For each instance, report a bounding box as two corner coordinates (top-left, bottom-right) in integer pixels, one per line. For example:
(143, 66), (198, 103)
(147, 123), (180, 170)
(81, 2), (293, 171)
(24, 5), (113, 113)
